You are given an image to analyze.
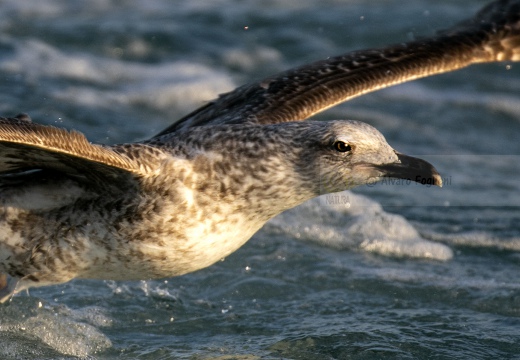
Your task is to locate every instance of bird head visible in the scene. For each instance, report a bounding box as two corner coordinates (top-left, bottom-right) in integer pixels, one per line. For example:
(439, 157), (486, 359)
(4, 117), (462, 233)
(290, 120), (442, 195)
(174, 120), (441, 216)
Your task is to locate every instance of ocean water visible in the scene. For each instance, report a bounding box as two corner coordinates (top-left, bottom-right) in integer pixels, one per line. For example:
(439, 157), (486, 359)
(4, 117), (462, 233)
(0, 0), (520, 359)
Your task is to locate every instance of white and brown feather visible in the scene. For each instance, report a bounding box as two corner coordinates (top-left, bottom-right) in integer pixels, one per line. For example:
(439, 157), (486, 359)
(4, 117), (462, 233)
(0, 0), (518, 301)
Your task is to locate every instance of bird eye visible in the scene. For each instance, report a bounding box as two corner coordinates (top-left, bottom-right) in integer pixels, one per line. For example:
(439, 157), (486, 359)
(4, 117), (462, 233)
(333, 141), (352, 153)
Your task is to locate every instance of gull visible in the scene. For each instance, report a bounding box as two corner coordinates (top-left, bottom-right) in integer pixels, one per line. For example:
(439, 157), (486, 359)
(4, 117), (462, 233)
(0, 0), (518, 302)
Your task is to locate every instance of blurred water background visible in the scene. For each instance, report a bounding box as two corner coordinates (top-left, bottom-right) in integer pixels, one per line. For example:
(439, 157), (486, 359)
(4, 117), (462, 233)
(0, 0), (519, 359)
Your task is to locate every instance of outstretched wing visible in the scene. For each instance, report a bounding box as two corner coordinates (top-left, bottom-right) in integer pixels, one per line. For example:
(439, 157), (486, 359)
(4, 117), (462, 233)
(0, 116), (159, 191)
(155, 0), (520, 137)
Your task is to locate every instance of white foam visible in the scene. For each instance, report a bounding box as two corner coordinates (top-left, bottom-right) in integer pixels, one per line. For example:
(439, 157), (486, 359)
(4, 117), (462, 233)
(357, 265), (520, 291)
(425, 231), (520, 252)
(0, 38), (236, 116)
(264, 191), (453, 261)
(381, 82), (520, 118)
(0, 299), (112, 357)
(222, 46), (283, 73)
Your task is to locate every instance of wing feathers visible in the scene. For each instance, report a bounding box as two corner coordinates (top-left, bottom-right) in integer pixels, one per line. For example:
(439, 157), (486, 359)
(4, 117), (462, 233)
(0, 117), (156, 188)
(154, 0), (520, 136)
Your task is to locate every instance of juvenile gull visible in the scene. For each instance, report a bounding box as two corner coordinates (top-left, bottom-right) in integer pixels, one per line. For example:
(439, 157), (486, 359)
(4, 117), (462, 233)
(0, 0), (518, 302)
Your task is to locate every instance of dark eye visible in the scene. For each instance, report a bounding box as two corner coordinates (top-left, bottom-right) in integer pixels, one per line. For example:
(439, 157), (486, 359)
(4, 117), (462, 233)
(333, 141), (352, 153)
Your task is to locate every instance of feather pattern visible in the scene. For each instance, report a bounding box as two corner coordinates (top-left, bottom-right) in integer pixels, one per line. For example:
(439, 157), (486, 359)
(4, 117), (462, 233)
(0, 0), (518, 302)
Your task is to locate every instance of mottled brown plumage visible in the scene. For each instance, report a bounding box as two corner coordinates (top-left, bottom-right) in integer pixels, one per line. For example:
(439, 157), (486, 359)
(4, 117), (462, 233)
(0, 0), (519, 302)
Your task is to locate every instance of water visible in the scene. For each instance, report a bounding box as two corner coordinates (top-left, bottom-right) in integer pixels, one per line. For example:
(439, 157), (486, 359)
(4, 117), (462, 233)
(0, 0), (520, 358)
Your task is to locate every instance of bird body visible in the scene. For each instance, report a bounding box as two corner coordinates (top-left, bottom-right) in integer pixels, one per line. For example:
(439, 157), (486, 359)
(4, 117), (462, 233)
(0, 0), (519, 302)
(0, 121), (425, 289)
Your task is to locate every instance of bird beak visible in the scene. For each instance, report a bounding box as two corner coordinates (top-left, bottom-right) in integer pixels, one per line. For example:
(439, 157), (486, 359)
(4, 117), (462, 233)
(374, 152), (443, 187)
